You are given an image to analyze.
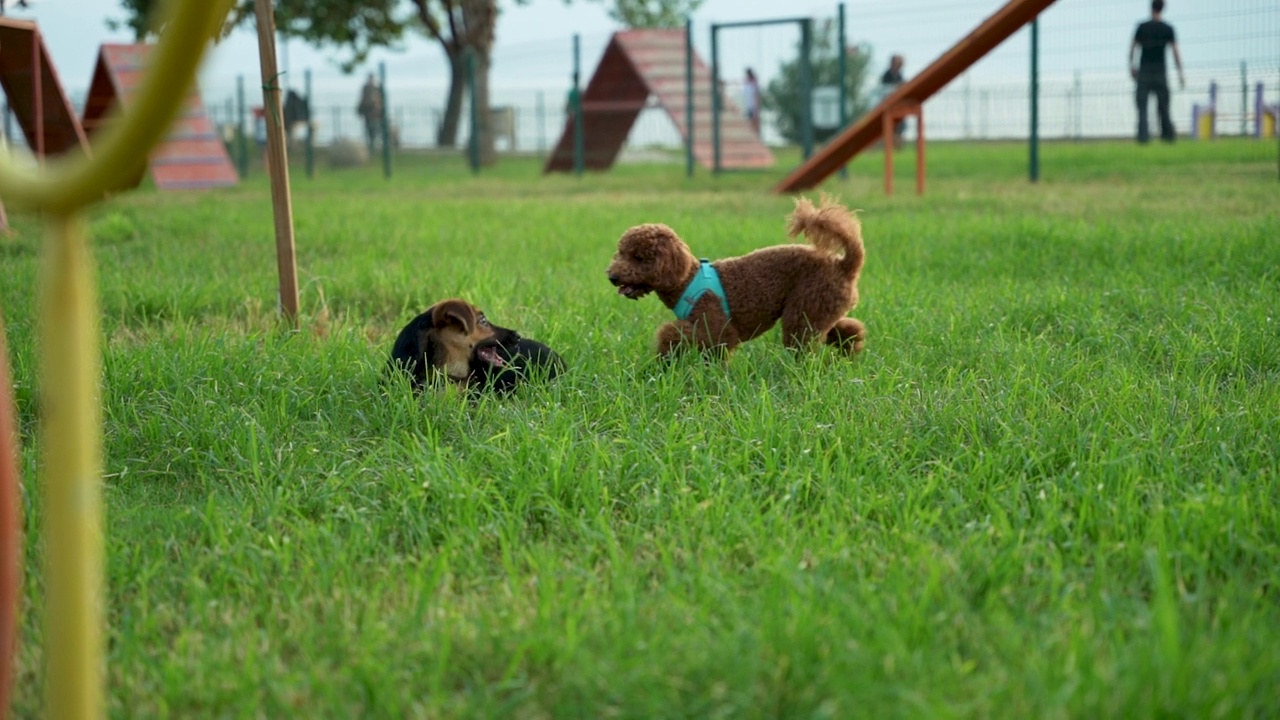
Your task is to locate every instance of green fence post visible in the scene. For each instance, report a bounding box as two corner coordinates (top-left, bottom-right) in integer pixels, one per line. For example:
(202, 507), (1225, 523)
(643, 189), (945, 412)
(800, 19), (814, 160)
(711, 24), (721, 174)
(304, 68), (314, 179)
(1029, 18), (1040, 183)
(572, 35), (584, 176)
(837, 3), (848, 179)
(685, 17), (695, 179)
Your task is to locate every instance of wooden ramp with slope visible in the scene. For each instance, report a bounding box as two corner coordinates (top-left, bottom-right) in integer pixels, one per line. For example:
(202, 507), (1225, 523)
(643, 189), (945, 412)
(545, 29), (772, 173)
(0, 17), (88, 158)
(81, 43), (238, 191)
(775, 0), (1058, 193)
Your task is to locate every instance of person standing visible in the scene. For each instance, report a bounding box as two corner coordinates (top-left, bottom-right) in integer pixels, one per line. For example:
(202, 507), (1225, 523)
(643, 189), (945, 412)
(1130, 0), (1185, 144)
(357, 73), (384, 153)
(879, 54), (907, 147)
(742, 68), (761, 135)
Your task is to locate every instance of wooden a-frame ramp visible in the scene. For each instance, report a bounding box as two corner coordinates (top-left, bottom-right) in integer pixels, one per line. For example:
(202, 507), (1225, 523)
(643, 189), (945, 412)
(545, 29), (772, 173)
(775, 0), (1059, 193)
(0, 17), (89, 157)
(82, 43), (238, 191)
(0, 19), (236, 198)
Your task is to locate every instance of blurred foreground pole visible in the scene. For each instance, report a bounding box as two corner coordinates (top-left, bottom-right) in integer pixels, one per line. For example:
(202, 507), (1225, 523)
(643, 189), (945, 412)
(0, 314), (19, 720)
(41, 215), (103, 720)
(253, 0), (300, 324)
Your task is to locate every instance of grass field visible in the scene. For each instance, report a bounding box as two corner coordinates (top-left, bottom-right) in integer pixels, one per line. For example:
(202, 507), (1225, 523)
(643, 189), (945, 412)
(2, 138), (1278, 717)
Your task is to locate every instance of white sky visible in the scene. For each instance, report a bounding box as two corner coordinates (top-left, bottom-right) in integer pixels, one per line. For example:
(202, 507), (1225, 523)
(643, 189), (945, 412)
(7, 1), (1279, 110)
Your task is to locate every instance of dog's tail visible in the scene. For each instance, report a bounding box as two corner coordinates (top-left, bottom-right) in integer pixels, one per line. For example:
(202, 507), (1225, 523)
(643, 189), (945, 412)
(786, 194), (864, 277)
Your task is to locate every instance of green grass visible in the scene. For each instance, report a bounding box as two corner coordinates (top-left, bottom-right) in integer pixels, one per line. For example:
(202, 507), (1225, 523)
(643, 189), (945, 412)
(2, 138), (1278, 718)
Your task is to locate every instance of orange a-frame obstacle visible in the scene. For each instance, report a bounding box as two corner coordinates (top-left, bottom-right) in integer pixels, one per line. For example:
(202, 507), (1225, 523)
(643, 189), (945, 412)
(0, 17), (89, 158)
(0, 19), (237, 196)
(82, 44), (239, 191)
(545, 29), (772, 173)
(775, 0), (1059, 194)
(0, 17), (91, 227)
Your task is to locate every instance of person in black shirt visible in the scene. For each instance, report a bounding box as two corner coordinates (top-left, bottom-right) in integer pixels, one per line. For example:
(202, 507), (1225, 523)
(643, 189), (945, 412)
(1130, 0), (1185, 143)
(879, 55), (907, 147)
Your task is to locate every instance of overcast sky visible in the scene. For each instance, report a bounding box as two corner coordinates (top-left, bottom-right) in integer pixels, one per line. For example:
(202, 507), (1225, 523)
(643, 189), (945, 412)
(8, 0), (1278, 107)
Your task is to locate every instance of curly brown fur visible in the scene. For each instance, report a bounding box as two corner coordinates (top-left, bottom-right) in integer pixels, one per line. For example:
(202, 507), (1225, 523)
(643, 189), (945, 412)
(607, 194), (866, 358)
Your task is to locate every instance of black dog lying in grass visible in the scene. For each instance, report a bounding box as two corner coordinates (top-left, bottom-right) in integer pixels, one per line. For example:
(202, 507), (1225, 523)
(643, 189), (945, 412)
(387, 298), (563, 394)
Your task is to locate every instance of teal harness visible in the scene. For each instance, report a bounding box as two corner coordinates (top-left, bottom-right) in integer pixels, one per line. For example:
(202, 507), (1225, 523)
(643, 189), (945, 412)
(673, 259), (730, 321)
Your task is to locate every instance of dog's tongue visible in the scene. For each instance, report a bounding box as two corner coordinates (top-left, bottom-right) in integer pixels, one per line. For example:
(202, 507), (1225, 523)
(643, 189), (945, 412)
(477, 346), (505, 367)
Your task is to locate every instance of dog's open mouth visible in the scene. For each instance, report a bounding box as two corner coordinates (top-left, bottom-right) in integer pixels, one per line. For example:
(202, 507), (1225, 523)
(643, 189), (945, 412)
(616, 283), (652, 300)
(474, 344), (506, 367)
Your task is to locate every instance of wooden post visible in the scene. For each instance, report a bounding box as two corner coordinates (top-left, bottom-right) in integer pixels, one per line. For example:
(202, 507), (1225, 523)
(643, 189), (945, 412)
(882, 102), (925, 196)
(253, 0), (300, 325)
(882, 111), (894, 195)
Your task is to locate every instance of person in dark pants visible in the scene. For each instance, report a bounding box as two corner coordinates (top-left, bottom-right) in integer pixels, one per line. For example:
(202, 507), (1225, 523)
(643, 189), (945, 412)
(357, 73), (383, 154)
(879, 55), (907, 147)
(1130, 0), (1185, 144)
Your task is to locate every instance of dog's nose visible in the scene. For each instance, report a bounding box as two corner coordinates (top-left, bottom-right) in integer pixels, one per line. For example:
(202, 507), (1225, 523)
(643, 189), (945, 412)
(608, 273), (622, 286)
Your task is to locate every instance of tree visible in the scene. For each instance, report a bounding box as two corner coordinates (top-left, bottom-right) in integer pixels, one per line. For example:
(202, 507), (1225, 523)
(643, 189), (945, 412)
(112, 0), (514, 163)
(110, 0), (703, 164)
(588, 0), (704, 29)
(760, 23), (873, 146)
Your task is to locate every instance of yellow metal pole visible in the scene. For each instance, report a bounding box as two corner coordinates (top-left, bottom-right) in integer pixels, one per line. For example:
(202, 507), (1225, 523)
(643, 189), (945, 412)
(0, 312), (20, 720)
(39, 213), (103, 720)
(0, 4), (234, 717)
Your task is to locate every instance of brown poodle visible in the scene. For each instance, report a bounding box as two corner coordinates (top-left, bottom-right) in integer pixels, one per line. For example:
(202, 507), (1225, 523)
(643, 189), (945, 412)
(607, 195), (866, 358)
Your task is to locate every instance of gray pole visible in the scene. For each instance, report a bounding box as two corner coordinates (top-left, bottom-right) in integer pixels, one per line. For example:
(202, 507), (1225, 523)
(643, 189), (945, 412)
(236, 75), (248, 178)
(536, 91), (546, 154)
(1074, 69), (1082, 141)
(1240, 61), (1247, 137)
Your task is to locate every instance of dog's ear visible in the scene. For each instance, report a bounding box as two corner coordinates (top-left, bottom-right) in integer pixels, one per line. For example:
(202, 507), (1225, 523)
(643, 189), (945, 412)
(432, 299), (477, 334)
(648, 225), (689, 283)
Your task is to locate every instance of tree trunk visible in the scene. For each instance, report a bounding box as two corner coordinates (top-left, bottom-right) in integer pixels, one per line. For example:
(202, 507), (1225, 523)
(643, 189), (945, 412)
(473, 48), (496, 166)
(437, 45), (466, 147)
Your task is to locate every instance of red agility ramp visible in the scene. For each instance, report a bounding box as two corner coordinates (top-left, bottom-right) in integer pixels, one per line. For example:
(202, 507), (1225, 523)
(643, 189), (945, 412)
(0, 17), (89, 158)
(545, 29), (772, 173)
(82, 44), (238, 191)
(775, 0), (1059, 193)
